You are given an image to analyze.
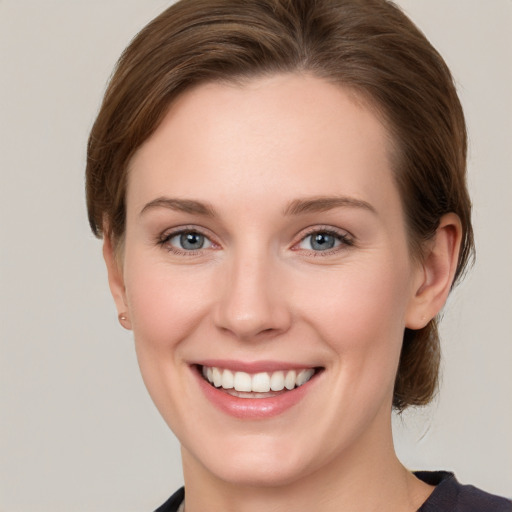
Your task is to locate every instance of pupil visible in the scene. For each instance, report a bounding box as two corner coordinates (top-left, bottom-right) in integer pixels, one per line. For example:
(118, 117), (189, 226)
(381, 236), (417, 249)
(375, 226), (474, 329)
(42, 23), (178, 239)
(311, 233), (335, 250)
(180, 232), (204, 250)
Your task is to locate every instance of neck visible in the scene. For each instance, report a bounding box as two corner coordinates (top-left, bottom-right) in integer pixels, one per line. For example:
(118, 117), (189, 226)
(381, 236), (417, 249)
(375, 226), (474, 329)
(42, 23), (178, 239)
(181, 413), (433, 512)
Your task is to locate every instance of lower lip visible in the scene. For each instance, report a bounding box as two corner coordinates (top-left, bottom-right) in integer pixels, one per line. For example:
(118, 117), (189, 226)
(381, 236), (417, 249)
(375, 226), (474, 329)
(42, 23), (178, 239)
(193, 367), (319, 420)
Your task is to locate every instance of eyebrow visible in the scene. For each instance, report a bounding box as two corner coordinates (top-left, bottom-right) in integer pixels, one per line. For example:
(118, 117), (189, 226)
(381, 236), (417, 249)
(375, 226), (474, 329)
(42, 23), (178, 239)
(283, 196), (376, 216)
(140, 197), (216, 217)
(139, 195), (376, 218)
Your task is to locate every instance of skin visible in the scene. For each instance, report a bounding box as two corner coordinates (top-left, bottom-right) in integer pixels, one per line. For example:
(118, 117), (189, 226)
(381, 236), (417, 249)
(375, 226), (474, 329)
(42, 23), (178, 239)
(104, 74), (461, 512)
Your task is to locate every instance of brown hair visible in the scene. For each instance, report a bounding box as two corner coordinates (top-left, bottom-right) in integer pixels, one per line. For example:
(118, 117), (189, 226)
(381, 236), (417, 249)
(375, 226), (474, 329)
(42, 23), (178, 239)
(86, 0), (474, 410)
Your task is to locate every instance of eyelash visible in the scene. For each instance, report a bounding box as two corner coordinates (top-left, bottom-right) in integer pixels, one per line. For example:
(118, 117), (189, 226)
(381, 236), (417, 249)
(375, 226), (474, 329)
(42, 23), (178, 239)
(157, 226), (354, 256)
(293, 226), (354, 256)
(157, 227), (216, 256)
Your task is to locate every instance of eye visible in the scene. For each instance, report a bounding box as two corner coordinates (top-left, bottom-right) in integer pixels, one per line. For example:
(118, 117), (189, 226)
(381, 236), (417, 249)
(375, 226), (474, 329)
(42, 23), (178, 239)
(163, 230), (213, 252)
(297, 230), (352, 252)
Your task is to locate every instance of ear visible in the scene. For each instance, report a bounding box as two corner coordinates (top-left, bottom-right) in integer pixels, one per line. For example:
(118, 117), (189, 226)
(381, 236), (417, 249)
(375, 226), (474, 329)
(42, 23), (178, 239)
(103, 234), (132, 330)
(405, 213), (462, 330)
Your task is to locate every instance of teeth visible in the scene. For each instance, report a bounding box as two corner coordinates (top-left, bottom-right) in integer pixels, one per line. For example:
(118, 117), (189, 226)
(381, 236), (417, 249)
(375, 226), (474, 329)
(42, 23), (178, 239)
(212, 367), (222, 388)
(297, 369), (314, 386)
(284, 370), (296, 390)
(221, 369), (234, 389)
(252, 372), (271, 392)
(234, 371), (252, 392)
(270, 371), (285, 391)
(202, 366), (316, 393)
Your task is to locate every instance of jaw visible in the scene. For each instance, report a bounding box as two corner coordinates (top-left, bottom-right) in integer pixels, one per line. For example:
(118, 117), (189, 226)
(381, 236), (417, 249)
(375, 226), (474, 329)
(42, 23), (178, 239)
(179, 400), (404, 512)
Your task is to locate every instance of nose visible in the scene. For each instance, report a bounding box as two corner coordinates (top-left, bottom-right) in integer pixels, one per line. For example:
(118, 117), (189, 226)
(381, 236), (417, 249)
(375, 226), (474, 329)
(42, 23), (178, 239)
(213, 250), (292, 341)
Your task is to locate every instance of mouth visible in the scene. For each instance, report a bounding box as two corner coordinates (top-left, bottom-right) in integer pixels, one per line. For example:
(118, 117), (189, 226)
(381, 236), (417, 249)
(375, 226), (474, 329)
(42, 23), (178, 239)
(198, 365), (321, 399)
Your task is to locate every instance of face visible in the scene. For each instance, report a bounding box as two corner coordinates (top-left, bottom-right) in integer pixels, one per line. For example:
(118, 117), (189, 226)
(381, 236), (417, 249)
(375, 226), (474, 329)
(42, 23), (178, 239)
(110, 74), (426, 487)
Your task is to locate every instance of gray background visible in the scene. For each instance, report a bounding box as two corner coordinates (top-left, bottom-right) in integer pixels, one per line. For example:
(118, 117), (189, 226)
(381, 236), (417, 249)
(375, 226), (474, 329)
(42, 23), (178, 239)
(1, 1), (511, 510)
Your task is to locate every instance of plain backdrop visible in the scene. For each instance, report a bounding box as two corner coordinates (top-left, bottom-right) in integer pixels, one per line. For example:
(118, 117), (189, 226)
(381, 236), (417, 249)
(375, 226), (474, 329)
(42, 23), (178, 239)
(1, 1), (511, 511)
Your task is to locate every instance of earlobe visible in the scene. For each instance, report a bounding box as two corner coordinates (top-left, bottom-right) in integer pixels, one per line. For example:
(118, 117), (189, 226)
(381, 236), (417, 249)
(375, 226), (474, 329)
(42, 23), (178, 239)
(405, 213), (462, 330)
(103, 235), (132, 330)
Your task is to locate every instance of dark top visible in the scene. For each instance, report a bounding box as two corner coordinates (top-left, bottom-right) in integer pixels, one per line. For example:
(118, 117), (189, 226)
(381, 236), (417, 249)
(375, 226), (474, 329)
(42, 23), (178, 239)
(415, 472), (511, 512)
(154, 471), (511, 511)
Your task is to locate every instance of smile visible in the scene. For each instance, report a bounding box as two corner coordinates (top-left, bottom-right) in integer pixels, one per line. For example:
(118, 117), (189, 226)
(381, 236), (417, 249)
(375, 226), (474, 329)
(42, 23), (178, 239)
(201, 366), (316, 396)
(194, 362), (323, 419)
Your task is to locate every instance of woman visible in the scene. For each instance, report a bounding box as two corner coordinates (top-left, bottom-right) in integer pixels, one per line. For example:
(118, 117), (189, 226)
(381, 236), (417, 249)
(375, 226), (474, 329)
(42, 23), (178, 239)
(86, 0), (510, 510)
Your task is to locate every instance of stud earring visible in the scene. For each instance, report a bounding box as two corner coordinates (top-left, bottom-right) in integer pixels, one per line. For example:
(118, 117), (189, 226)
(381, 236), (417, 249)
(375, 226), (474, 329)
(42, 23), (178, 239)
(118, 313), (130, 329)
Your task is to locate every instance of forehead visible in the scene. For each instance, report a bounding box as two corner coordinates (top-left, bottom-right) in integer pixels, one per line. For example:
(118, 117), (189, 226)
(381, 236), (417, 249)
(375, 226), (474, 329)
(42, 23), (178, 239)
(127, 73), (400, 219)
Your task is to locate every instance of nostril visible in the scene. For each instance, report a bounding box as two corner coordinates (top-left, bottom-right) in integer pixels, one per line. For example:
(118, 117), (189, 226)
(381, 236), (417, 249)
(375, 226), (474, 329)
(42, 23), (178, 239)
(212, 269), (292, 339)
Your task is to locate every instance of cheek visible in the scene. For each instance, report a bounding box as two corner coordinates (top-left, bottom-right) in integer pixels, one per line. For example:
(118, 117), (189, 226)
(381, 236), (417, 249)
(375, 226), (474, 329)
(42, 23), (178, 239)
(124, 254), (213, 349)
(121, 251), (218, 429)
(303, 259), (409, 336)
(294, 258), (412, 386)
(289, 260), (413, 445)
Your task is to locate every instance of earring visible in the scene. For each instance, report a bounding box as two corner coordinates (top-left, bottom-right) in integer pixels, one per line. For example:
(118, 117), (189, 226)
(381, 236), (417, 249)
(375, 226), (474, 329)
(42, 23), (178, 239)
(118, 312), (130, 329)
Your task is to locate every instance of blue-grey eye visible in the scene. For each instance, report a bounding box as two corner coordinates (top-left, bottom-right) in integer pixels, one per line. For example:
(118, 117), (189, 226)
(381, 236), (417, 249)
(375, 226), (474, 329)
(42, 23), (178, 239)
(169, 231), (212, 251)
(299, 232), (342, 251)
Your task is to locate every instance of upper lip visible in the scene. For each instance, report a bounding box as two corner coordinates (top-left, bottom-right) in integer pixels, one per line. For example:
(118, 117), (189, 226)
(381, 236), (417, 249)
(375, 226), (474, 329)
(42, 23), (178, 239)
(193, 359), (320, 373)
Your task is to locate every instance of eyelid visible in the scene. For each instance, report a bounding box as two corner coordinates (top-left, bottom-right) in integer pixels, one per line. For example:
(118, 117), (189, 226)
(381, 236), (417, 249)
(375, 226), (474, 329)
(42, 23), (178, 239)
(169, 231), (213, 249)
(292, 225), (355, 253)
(157, 225), (219, 254)
(156, 224), (354, 255)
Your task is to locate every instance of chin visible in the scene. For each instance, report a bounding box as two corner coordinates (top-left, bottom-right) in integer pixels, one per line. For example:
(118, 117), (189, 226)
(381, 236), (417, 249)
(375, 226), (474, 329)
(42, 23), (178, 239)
(205, 452), (310, 488)
(181, 429), (329, 489)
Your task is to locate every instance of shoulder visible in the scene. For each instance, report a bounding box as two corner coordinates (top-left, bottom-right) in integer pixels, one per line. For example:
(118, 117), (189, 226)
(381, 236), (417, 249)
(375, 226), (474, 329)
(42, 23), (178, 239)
(153, 487), (185, 512)
(416, 471), (512, 512)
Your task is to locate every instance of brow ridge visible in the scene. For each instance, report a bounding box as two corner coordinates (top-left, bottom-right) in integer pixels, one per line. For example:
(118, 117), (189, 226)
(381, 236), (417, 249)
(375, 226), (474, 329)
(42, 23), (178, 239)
(140, 197), (216, 217)
(140, 195), (375, 218)
(284, 196), (376, 216)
